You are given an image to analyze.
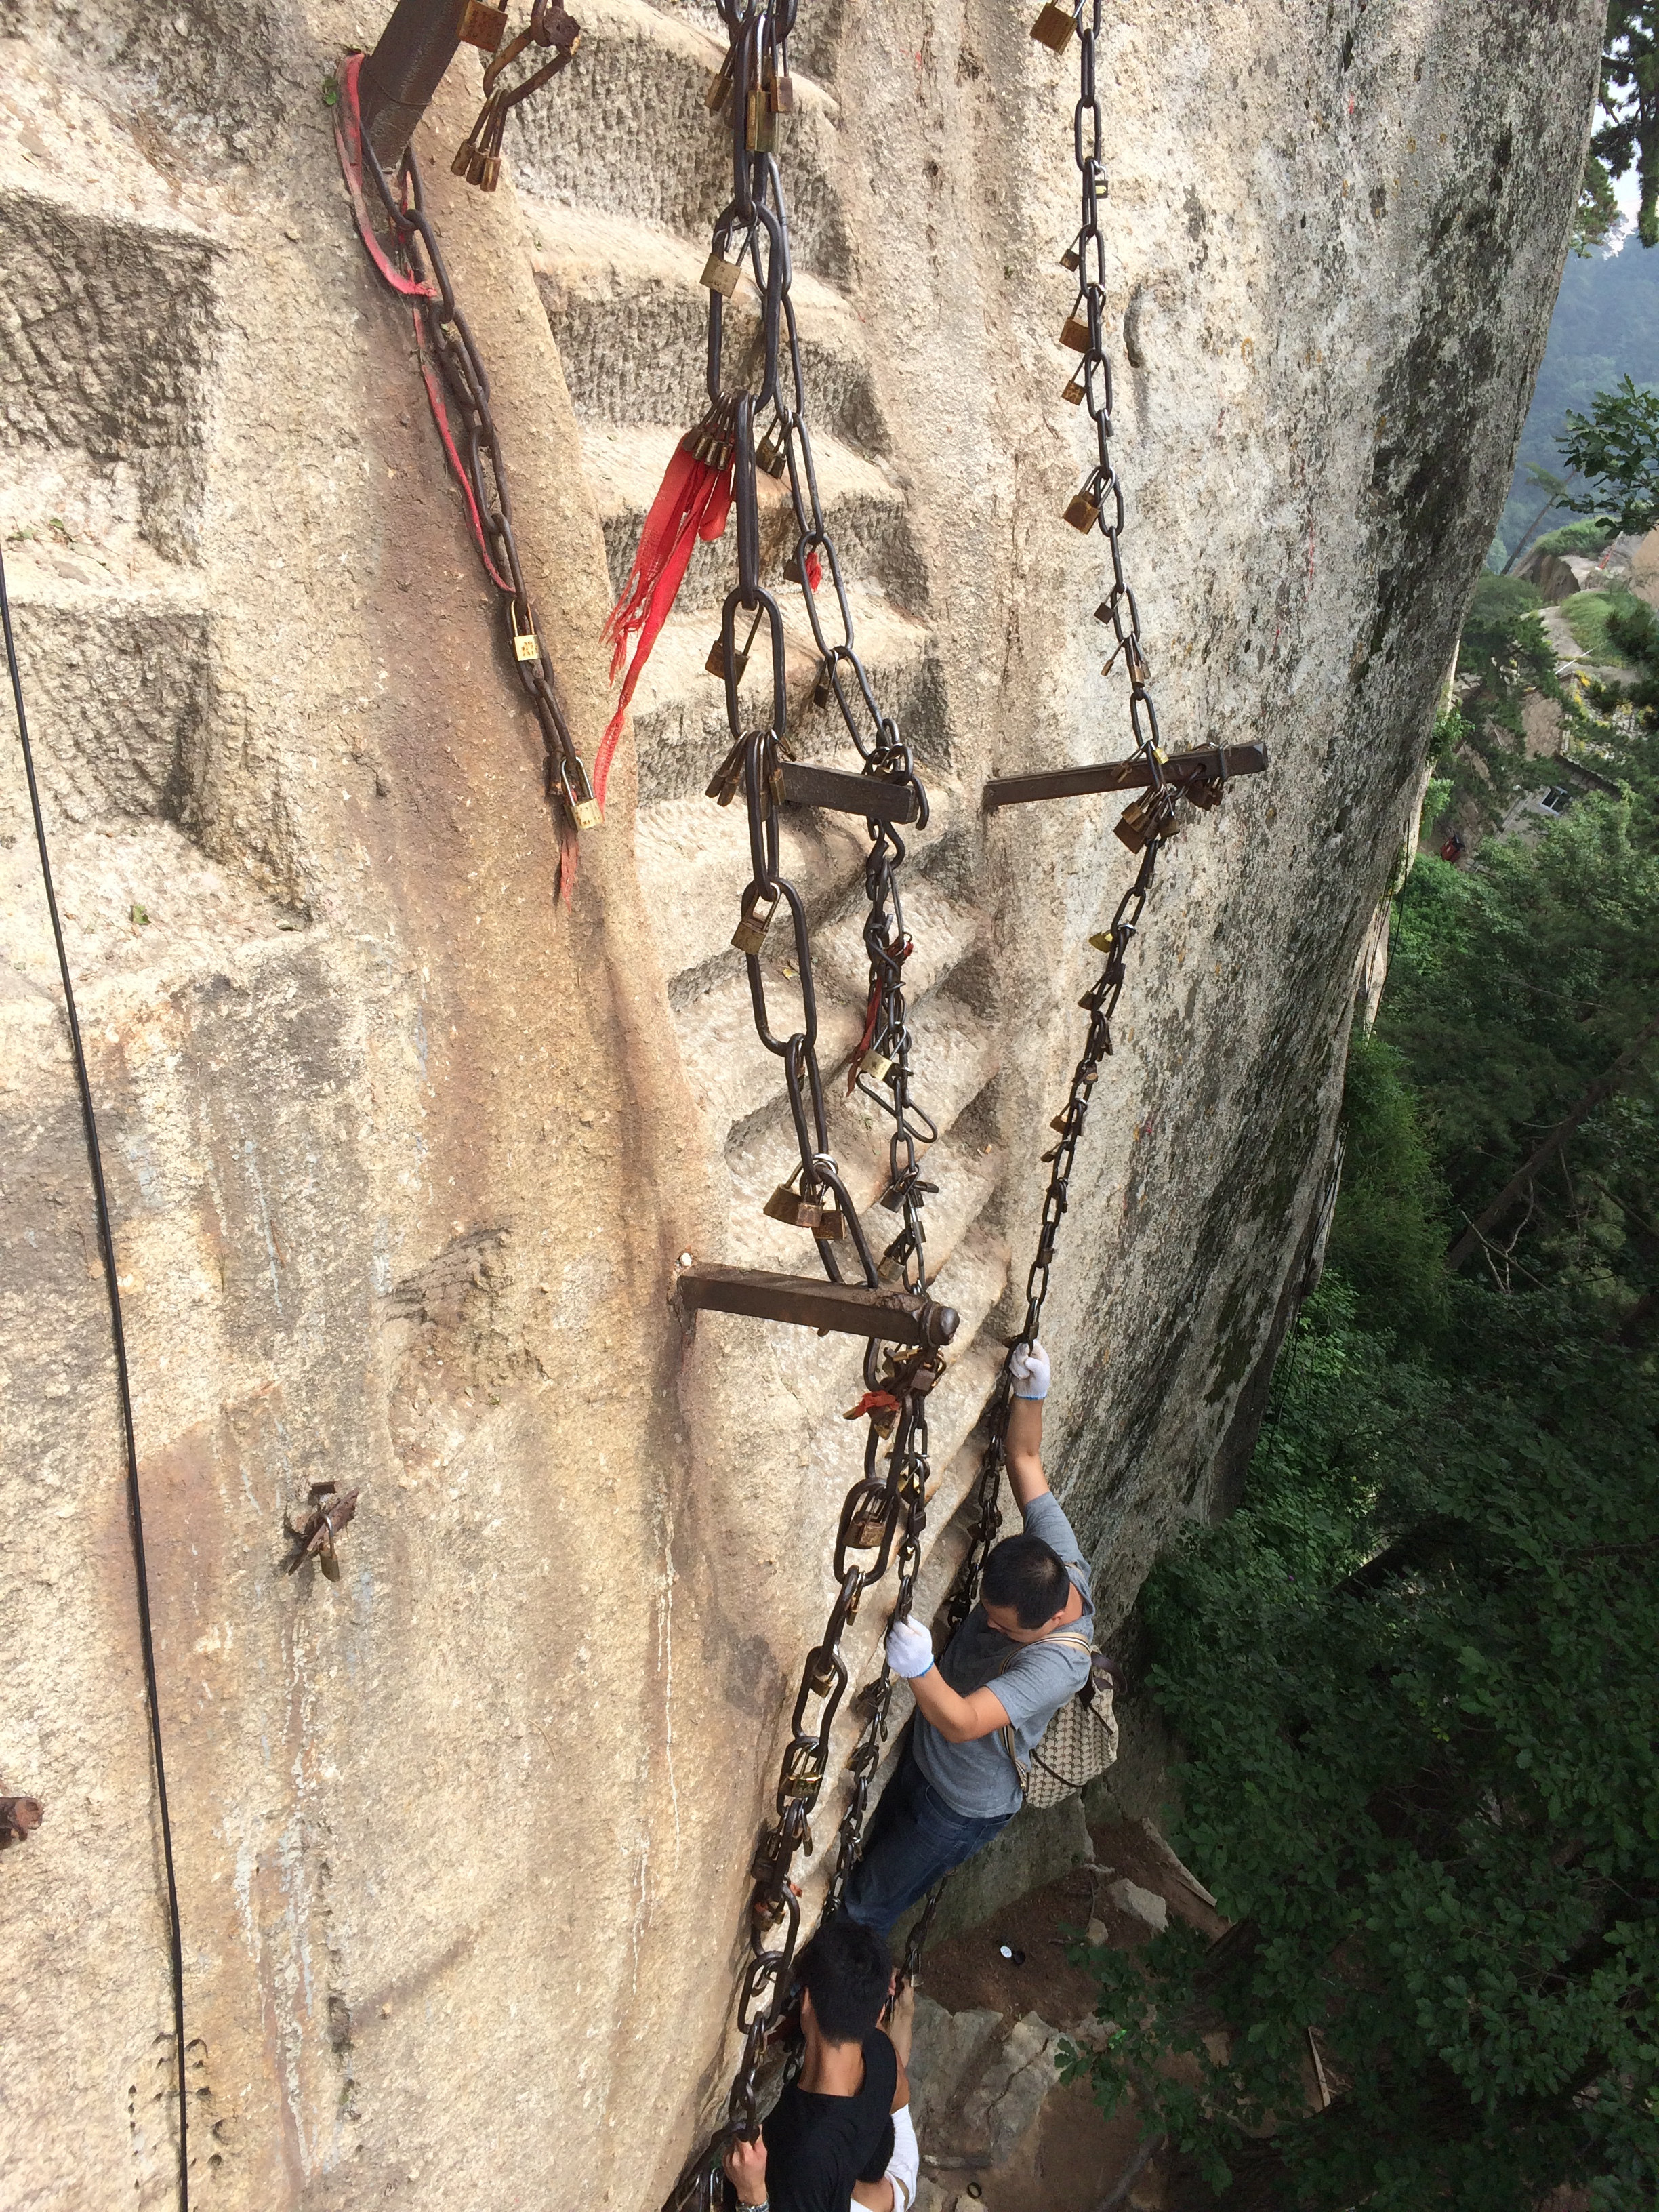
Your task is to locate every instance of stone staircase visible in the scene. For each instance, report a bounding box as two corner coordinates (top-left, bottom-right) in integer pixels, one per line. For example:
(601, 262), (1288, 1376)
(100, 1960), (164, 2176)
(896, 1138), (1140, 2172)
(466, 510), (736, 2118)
(518, 0), (1021, 1666)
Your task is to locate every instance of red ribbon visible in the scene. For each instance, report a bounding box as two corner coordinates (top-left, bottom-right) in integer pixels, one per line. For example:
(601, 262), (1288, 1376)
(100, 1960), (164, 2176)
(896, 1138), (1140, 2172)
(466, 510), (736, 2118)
(842, 1391), (903, 1423)
(596, 432), (733, 808)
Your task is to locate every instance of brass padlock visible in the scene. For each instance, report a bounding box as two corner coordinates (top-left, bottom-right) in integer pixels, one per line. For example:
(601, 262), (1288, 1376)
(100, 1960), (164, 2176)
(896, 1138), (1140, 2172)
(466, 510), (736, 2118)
(1031, 1), (1076, 50)
(876, 1243), (907, 1284)
(1050, 1110), (1073, 1134)
(1115, 787), (1179, 853)
(571, 799), (600, 831)
(859, 1050), (894, 1085)
(1061, 373), (1086, 405)
(1059, 313), (1090, 353)
(705, 634), (748, 683)
(1065, 486), (1101, 532)
(746, 87), (778, 151)
(459, 0), (509, 51)
(701, 249), (743, 298)
(1088, 928), (1114, 954)
(731, 885), (780, 957)
(769, 72), (796, 113)
(845, 1500), (890, 1547)
(756, 424), (789, 477)
(764, 1181), (820, 1229)
(1060, 240), (1082, 272)
(511, 602), (539, 662)
(477, 152), (501, 192)
(705, 47), (735, 112)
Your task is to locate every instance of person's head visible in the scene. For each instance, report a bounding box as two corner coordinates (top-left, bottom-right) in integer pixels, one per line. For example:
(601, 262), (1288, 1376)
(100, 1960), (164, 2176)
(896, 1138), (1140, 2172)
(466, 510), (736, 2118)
(981, 1532), (1071, 1641)
(857, 2117), (896, 2188)
(795, 1917), (892, 2049)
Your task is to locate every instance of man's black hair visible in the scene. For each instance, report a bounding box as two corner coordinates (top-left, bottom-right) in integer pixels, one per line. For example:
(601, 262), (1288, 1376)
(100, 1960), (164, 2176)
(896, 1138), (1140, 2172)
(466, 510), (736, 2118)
(981, 1532), (1070, 1629)
(856, 2117), (896, 2188)
(795, 1917), (892, 2046)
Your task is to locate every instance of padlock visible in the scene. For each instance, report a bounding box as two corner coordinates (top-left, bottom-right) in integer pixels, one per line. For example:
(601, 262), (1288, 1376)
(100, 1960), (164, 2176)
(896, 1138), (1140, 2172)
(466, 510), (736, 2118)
(1115, 789), (1176, 853)
(572, 798), (601, 830)
(811, 661), (834, 709)
(459, 0), (509, 50)
(700, 248), (743, 298)
(705, 739), (745, 807)
(1062, 373), (1086, 405)
(763, 1179), (819, 1229)
(1050, 1110), (1074, 1135)
(756, 424), (789, 477)
(859, 1050), (894, 1086)
(783, 550), (806, 585)
(1065, 487), (1101, 532)
(769, 72), (796, 113)
(806, 1648), (839, 1694)
(1059, 313), (1090, 354)
(511, 602), (539, 662)
(705, 634), (747, 683)
(1060, 240), (1082, 272)
(846, 1496), (892, 1547)
(1030, 1), (1076, 50)
(1088, 928), (1114, 954)
(477, 152), (501, 192)
(746, 87), (778, 151)
(705, 47), (736, 111)
(731, 885), (780, 956)
(451, 134), (481, 179)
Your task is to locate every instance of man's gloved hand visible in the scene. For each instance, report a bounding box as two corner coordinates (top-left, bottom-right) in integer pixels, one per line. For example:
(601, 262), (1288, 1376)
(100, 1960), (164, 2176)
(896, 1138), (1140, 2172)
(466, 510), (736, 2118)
(1010, 1338), (1051, 1400)
(886, 1616), (935, 1678)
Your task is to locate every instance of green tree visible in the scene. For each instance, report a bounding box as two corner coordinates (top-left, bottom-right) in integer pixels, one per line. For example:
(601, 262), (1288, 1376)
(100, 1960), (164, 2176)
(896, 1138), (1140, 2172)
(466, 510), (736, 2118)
(1065, 756), (1659, 2209)
(1574, 151), (1622, 257)
(1561, 375), (1659, 531)
(1592, 3), (1659, 249)
(1439, 576), (1561, 828)
(1065, 1291), (1659, 2212)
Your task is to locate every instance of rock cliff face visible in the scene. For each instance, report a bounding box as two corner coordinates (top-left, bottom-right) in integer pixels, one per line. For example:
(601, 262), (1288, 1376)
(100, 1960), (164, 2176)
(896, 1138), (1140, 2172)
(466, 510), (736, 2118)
(0, 0), (1601, 2205)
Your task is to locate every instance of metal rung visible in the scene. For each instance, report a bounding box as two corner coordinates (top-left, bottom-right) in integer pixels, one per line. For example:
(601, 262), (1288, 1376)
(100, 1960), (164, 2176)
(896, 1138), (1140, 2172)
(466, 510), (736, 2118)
(674, 1265), (958, 1347)
(983, 743), (1268, 812)
(780, 761), (922, 825)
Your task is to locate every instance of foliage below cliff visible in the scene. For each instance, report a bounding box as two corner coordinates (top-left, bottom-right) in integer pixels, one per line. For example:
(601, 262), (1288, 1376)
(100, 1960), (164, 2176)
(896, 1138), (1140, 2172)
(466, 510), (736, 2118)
(1063, 750), (1659, 2209)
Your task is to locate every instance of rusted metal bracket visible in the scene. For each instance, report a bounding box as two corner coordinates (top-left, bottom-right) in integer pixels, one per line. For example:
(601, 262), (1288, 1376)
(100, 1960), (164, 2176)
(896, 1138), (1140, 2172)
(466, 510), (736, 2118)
(1, 1791), (43, 1847)
(983, 742), (1268, 812)
(358, 0), (468, 165)
(672, 1264), (959, 1347)
(284, 1483), (361, 1582)
(779, 762), (922, 825)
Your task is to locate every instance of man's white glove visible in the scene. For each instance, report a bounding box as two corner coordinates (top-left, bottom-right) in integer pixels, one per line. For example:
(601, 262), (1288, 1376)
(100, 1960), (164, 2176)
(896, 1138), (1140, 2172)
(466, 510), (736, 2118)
(886, 1616), (935, 1679)
(1010, 1338), (1051, 1400)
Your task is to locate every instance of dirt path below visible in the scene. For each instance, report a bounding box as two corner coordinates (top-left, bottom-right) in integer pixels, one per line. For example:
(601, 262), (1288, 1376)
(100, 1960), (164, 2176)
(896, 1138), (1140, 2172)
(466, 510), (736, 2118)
(905, 1818), (1225, 2212)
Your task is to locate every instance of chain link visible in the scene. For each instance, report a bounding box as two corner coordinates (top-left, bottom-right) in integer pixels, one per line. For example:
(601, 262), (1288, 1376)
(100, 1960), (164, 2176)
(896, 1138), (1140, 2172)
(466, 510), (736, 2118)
(897, 0), (1230, 1984)
(670, 0), (956, 2198)
(333, 52), (598, 885)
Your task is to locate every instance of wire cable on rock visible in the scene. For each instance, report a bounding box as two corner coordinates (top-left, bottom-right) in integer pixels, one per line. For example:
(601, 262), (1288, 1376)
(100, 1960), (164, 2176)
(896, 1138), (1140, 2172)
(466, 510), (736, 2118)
(1, 541), (190, 2209)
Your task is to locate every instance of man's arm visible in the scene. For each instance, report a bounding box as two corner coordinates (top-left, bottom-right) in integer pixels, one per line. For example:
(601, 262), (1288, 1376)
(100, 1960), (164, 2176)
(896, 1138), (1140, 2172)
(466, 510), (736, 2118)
(1006, 1340), (1050, 1508)
(906, 1659), (1010, 1744)
(885, 1617), (1008, 1742)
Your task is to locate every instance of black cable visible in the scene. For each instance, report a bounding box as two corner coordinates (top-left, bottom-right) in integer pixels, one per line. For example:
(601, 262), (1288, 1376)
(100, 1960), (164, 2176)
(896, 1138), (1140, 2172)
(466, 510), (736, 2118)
(1, 542), (189, 2207)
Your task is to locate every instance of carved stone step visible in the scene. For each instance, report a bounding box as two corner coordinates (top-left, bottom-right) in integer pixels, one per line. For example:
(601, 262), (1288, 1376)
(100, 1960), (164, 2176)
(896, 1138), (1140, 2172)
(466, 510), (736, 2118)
(529, 201), (886, 453)
(582, 419), (924, 622)
(675, 877), (984, 1147)
(621, 597), (945, 806)
(507, 0), (849, 281)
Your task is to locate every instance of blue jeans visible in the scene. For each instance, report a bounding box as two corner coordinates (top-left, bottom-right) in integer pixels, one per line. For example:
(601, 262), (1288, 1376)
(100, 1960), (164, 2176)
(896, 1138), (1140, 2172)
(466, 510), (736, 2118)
(840, 1746), (1012, 1941)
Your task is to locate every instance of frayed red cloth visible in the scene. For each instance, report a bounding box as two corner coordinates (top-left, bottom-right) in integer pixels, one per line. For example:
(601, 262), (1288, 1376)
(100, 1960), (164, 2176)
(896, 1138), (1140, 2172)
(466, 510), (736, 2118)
(597, 424), (733, 807)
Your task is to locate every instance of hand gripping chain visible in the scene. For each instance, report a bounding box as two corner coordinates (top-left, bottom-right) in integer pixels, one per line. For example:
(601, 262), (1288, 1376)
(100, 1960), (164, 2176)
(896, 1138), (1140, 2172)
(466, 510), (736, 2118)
(662, 1), (953, 2201)
(897, 0), (1267, 1983)
(333, 49), (600, 893)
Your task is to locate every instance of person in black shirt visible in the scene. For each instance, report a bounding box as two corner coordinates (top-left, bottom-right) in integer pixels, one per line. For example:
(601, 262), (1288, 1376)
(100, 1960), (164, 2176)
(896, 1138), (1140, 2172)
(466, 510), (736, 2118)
(724, 1919), (907, 2212)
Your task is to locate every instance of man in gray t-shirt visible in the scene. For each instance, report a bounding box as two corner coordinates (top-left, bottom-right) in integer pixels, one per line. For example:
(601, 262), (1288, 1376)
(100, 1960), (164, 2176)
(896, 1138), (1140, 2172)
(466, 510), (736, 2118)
(840, 1340), (1093, 1940)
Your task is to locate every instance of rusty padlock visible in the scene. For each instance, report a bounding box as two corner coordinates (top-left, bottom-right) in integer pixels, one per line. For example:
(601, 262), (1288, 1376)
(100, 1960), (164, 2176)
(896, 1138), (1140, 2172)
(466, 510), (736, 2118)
(731, 884), (781, 957)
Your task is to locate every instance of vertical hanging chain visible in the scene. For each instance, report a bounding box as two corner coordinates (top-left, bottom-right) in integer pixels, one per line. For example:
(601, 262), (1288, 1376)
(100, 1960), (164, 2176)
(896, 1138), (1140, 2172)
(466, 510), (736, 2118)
(897, 0), (1210, 1984)
(675, 3), (949, 2199)
(333, 48), (600, 888)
